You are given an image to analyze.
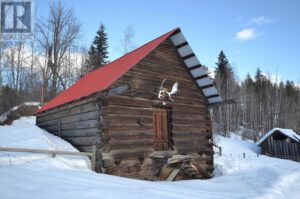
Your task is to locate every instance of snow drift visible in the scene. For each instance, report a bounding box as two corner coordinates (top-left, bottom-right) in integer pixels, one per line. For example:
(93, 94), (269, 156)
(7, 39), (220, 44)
(0, 116), (90, 170)
(0, 117), (300, 199)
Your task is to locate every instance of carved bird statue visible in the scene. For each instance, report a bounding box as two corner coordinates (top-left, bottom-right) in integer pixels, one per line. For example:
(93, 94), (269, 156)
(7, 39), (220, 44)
(158, 79), (179, 102)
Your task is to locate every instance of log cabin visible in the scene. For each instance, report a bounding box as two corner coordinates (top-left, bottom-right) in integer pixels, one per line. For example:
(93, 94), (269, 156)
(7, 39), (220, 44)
(35, 28), (223, 180)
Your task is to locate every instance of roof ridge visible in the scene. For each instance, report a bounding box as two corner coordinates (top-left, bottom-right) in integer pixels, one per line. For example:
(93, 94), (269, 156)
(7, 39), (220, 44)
(96, 27), (180, 70)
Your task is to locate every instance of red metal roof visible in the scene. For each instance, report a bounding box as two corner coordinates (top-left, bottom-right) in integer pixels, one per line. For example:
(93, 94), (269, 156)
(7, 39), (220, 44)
(36, 28), (179, 113)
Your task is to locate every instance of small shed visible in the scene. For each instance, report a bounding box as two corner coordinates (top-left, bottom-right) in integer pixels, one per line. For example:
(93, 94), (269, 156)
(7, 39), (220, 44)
(257, 128), (300, 161)
(35, 28), (223, 180)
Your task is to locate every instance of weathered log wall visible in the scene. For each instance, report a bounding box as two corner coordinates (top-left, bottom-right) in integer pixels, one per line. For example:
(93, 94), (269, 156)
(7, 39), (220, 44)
(101, 39), (213, 179)
(36, 96), (103, 169)
(36, 38), (214, 180)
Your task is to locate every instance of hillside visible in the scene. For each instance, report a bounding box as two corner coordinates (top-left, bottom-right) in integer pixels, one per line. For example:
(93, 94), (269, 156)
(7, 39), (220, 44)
(0, 117), (300, 199)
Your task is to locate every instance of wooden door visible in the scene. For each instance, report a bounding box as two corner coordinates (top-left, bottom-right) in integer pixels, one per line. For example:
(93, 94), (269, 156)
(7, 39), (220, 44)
(153, 107), (170, 151)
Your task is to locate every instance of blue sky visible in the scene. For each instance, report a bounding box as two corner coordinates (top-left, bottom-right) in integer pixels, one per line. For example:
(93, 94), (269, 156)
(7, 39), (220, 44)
(36, 0), (300, 84)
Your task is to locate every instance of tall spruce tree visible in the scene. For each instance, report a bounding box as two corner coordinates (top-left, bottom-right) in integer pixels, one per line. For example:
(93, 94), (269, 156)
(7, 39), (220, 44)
(214, 51), (234, 98)
(86, 23), (109, 72)
(214, 51), (237, 136)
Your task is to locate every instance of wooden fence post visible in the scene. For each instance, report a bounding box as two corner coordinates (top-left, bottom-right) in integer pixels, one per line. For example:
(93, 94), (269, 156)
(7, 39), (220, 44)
(58, 119), (61, 137)
(91, 145), (96, 171)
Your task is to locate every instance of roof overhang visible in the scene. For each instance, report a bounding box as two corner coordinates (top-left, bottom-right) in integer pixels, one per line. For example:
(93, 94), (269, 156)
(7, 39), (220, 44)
(170, 31), (222, 105)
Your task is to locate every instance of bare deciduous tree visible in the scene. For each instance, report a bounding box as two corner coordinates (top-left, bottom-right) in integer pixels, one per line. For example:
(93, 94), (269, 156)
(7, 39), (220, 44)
(120, 25), (136, 55)
(37, 1), (81, 100)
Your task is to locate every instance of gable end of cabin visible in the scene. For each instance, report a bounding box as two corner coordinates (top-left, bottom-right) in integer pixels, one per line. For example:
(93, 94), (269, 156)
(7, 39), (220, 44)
(98, 38), (214, 179)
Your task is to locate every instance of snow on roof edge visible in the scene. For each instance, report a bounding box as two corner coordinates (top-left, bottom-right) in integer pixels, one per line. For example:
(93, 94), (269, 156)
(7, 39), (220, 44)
(256, 128), (300, 145)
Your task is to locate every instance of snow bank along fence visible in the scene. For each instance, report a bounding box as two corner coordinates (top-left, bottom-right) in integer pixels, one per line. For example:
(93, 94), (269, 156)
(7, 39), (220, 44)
(0, 146), (97, 170)
(265, 139), (300, 162)
(213, 143), (261, 158)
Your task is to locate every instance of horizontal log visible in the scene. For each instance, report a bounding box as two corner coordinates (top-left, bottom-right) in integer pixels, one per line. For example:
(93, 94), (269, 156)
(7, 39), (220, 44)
(174, 131), (210, 137)
(128, 67), (195, 85)
(108, 131), (152, 140)
(108, 122), (152, 128)
(140, 52), (188, 73)
(139, 58), (187, 75)
(37, 102), (98, 122)
(77, 146), (95, 152)
(107, 95), (152, 107)
(143, 45), (191, 72)
(110, 148), (154, 159)
(107, 115), (209, 126)
(61, 119), (100, 130)
(61, 111), (100, 124)
(107, 114), (209, 126)
(172, 116), (209, 124)
(175, 145), (213, 154)
(42, 120), (100, 133)
(172, 127), (212, 133)
(107, 129), (152, 134)
(124, 67), (198, 91)
(135, 62), (192, 80)
(36, 95), (98, 116)
(64, 136), (100, 146)
(37, 120), (58, 128)
(104, 105), (152, 115)
(105, 104), (208, 117)
(118, 74), (200, 94)
(42, 125), (59, 133)
(37, 111), (100, 128)
(57, 128), (100, 138)
(173, 139), (209, 146)
(107, 114), (152, 124)
(109, 139), (153, 150)
(107, 95), (207, 113)
(172, 124), (210, 131)
(123, 92), (206, 107)
(108, 124), (152, 132)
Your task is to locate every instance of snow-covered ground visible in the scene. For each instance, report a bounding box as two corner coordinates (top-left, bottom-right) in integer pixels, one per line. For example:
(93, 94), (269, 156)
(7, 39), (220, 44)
(0, 117), (300, 199)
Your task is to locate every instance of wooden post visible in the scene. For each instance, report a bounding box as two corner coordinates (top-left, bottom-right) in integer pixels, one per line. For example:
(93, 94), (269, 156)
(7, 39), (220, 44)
(219, 147), (222, 156)
(243, 153), (245, 158)
(58, 119), (61, 137)
(166, 169), (180, 181)
(91, 145), (96, 171)
(274, 140), (277, 156)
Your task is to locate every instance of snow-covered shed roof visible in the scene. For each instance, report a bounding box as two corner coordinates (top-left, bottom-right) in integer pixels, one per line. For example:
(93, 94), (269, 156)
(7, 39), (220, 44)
(257, 128), (300, 145)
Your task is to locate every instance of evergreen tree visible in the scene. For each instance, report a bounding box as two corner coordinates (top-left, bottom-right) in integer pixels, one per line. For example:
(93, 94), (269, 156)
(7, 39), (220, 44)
(214, 51), (234, 98)
(214, 51), (238, 136)
(86, 23), (109, 72)
(215, 51), (229, 78)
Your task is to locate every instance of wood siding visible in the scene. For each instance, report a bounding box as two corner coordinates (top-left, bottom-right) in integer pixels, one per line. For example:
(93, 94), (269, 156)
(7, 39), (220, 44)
(261, 137), (300, 162)
(36, 38), (214, 179)
(101, 39), (213, 178)
(36, 96), (103, 168)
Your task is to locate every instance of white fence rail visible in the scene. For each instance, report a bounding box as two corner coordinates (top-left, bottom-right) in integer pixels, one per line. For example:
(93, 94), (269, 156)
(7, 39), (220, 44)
(0, 146), (96, 171)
